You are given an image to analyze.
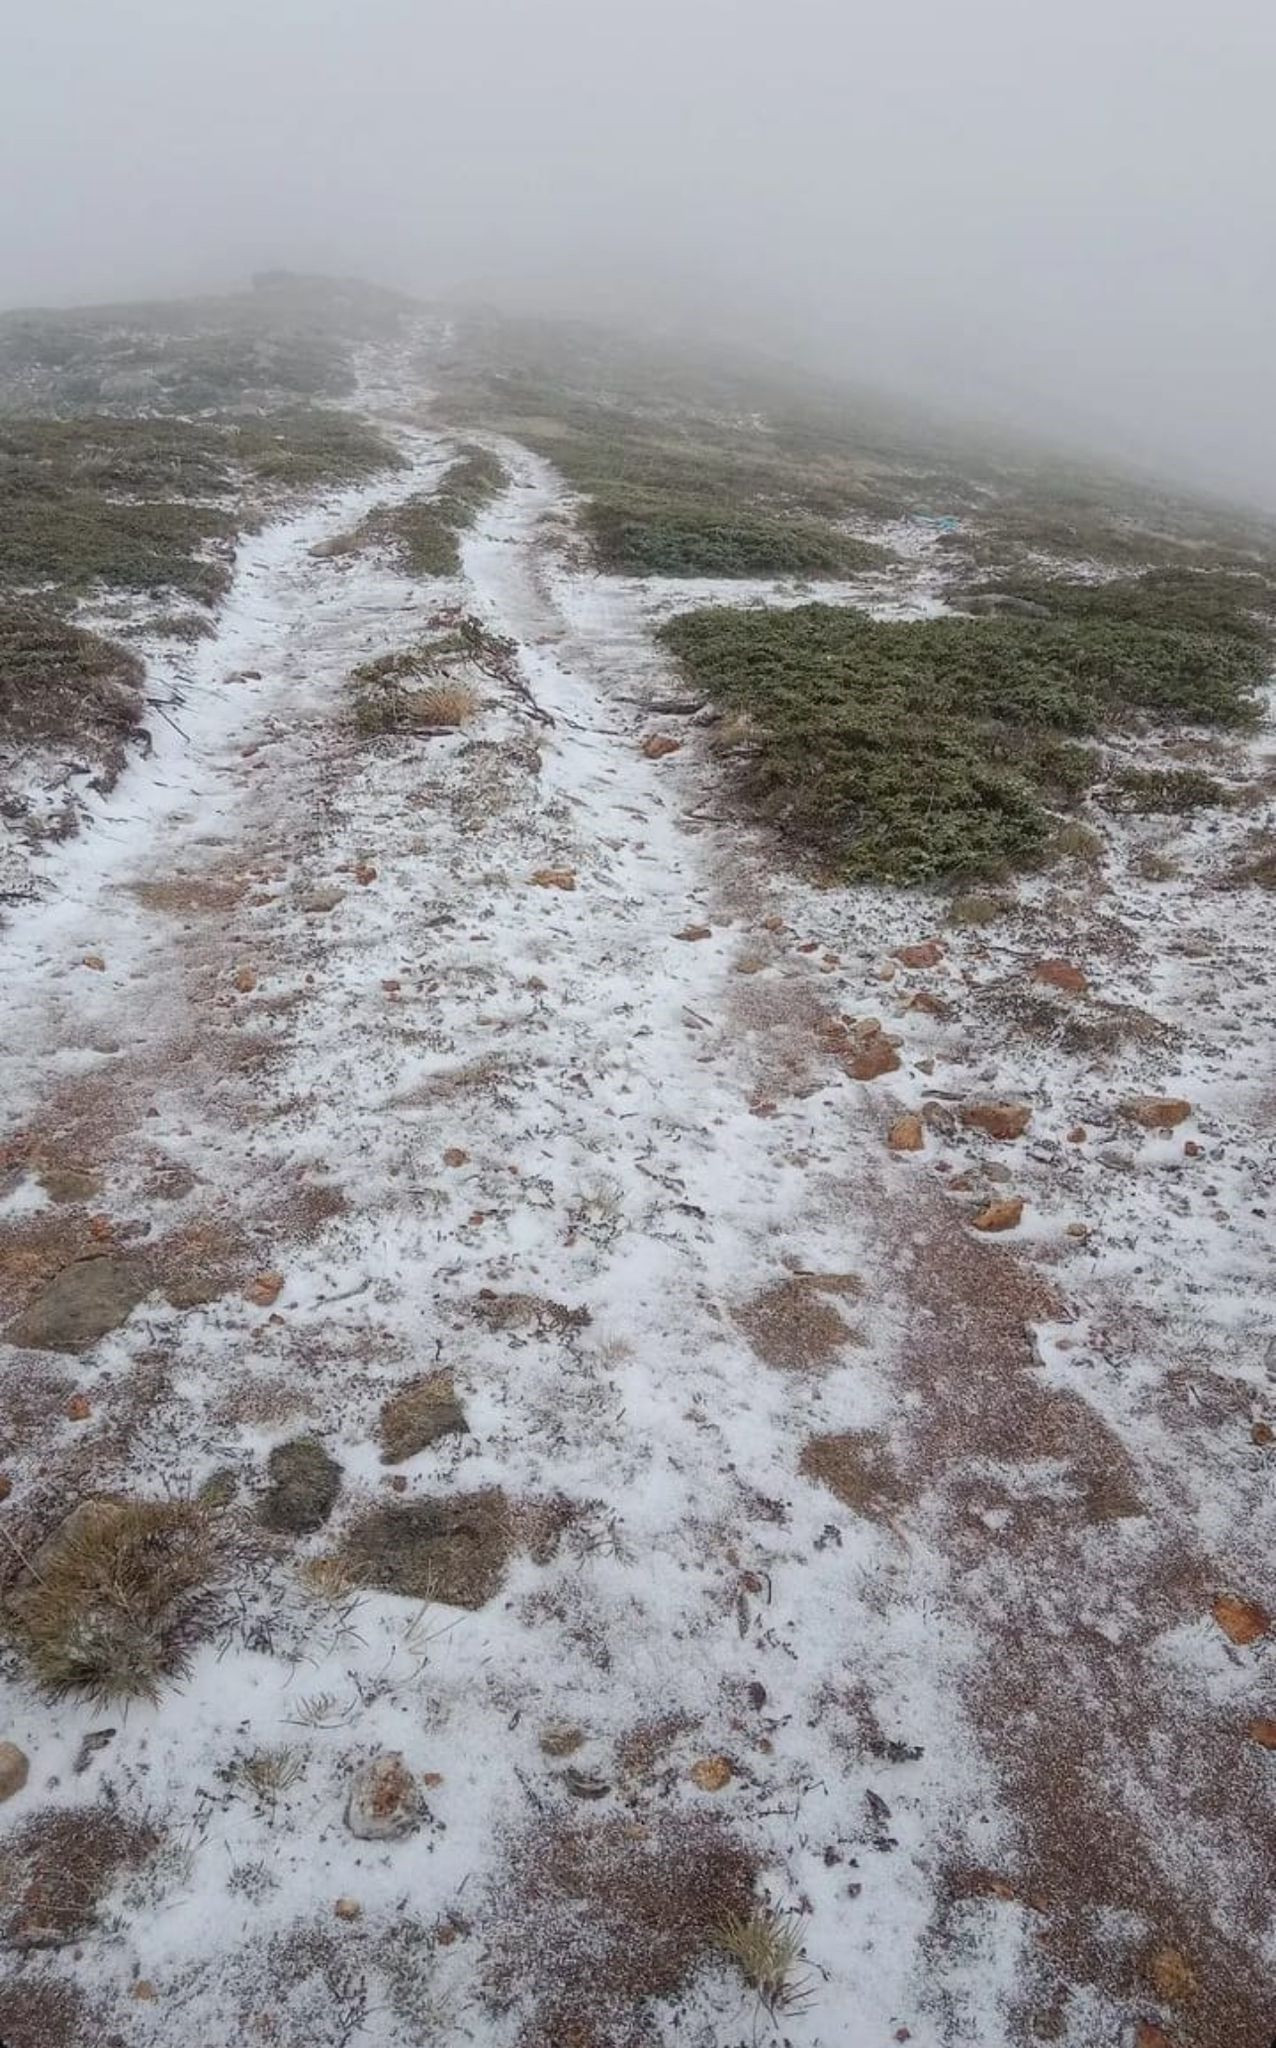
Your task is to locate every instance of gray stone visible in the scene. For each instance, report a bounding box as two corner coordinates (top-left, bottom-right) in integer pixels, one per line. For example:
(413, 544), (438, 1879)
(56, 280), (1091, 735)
(344, 1753), (424, 1840)
(7, 1255), (151, 1353)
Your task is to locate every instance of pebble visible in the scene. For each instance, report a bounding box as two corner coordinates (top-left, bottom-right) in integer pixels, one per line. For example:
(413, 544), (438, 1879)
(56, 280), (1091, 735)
(0, 1741), (29, 1801)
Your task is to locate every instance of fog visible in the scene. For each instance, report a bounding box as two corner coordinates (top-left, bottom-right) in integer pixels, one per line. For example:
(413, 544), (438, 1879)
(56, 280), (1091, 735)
(3, 0), (1275, 501)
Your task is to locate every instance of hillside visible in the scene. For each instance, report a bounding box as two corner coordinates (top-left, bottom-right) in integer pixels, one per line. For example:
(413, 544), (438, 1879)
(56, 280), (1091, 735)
(0, 284), (1272, 2048)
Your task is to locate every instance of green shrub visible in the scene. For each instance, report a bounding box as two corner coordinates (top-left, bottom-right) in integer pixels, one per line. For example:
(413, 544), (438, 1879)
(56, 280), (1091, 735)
(1103, 765), (1234, 812)
(583, 486), (886, 577)
(658, 597), (1264, 883)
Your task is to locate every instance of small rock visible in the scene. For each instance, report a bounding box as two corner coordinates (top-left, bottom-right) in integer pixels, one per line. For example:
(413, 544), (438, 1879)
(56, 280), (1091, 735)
(301, 887), (344, 915)
(888, 1115), (925, 1152)
(6, 1253), (151, 1353)
(82, 954), (106, 972)
(36, 1163), (103, 1205)
(247, 1270), (285, 1307)
(345, 1752), (425, 1840)
(641, 733), (682, 759)
(690, 1756), (733, 1792)
(1033, 958), (1088, 993)
(1252, 1421), (1273, 1446)
(1183, 1139), (1202, 1158)
(131, 1980), (157, 2002)
(1122, 1095), (1191, 1131)
(1246, 1716), (1276, 1748)
(1065, 1222), (1091, 1240)
(834, 1018), (902, 1081)
(1096, 1146), (1137, 1172)
(333, 1897), (363, 1921)
(232, 965), (257, 994)
(1140, 1944), (1197, 2004)
(259, 1437), (343, 1535)
(961, 1101), (1031, 1141)
(906, 990), (951, 1018)
(443, 1147), (468, 1167)
(530, 868), (576, 890)
(65, 1393), (91, 1422)
(1211, 1592), (1270, 1646)
(354, 862), (378, 886)
(0, 1741), (29, 1801)
(1133, 2026), (1173, 2048)
(539, 1725), (586, 1758)
(1066, 1125), (1086, 1144)
(894, 940), (945, 969)
(674, 925), (712, 941)
(972, 1197), (1024, 1233)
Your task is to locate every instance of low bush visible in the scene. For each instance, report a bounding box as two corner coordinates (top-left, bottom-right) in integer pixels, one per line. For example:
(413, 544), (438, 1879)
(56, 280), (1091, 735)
(1103, 765), (1234, 812)
(582, 485), (886, 577)
(659, 596), (1264, 883)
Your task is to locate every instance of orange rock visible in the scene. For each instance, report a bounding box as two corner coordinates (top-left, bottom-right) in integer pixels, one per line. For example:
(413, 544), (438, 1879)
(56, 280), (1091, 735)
(1141, 1945), (1197, 2004)
(848, 1031), (902, 1081)
(1123, 1095), (1191, 1130)
(1183, 1139), (1202, 1157)
(1134, 2026), (1173, 2048)
(1065, 1222), (1091, 1240)
(82, 954), (106, 972)
(65, 1393), (91, 1422)
(1033, 958), (1088, 993)
(641, 733), (682, 759)
(894, 939), (945, 969)
(1066, 1125), (1087, 1144)
(972, 1197), (1024, 1233)
(888, 1115), (925, 1152)
(961, 1101), (1032, 1141)
(354, 862), (377, 886)
(0, 1475), (11, 1503)
(1246, 1716), (1276, 1748)
(131, 1981), (157, 2002)
(689, 1756), (733, 1791)
(1252, 1421), (1273, 1446)
(333, 1897), (362, 1921)
(531, 869), (576, 891)
(88, 1214), (114, 1241)
(247, 1270), (285, 1308)
(675, 925), (712, 941)
(906, 990), (951, 1018)
(443, 1148), (469, 1167)
(232, 965), (257, 993)
(1212, 1593), (1270, 1646)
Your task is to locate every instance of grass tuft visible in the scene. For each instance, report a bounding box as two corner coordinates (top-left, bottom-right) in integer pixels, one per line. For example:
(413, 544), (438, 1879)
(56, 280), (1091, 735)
(7, 1498), (220, 1703)
(714, 1908), (808, 2009)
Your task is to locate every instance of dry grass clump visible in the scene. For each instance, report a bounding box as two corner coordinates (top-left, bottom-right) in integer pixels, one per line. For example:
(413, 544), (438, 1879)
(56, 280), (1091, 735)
(7, 1497), (221, 1703)
(713, 1908), (808, 2009)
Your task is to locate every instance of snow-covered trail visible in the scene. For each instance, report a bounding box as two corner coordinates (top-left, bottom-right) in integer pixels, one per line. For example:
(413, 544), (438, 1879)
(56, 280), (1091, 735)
(1, 414), (1272, 2048)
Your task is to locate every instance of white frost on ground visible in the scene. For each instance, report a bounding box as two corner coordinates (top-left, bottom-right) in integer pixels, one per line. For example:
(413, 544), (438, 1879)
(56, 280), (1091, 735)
(0, 392), (1272, 2048)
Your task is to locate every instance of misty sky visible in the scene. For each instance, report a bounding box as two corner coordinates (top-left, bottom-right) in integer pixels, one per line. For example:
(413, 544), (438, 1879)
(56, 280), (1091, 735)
(4, 0), (1275, 499)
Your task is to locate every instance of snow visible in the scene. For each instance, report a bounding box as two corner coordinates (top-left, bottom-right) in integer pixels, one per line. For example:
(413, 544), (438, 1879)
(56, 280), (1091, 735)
(0, 370), (1273, 2047)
